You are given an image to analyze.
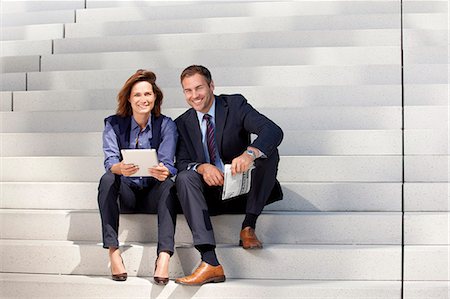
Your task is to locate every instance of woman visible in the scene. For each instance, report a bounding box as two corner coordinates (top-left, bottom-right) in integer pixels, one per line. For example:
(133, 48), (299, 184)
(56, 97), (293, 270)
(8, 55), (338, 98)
(97, 69), (177, 285)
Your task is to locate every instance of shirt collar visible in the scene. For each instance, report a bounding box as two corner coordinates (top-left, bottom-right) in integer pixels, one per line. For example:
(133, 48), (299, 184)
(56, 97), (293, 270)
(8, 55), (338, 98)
(131, 114), (152, 131)
(196, 96), (216, 124)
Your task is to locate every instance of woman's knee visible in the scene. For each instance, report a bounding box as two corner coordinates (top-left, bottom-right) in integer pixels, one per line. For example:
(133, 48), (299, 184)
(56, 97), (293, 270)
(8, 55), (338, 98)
(99, 171), (118, 187)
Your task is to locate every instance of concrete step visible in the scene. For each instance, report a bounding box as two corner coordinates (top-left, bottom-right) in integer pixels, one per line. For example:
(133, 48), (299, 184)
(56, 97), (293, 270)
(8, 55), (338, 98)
(0, 23), (64, 41)
(26, 66), (401, 90)
(403, 1), (448, 14)
(0, 209), (402, 245)
(403, 281), (450, 299)
(0, 130), (402, 157)
(403, 13), (448, 30)
(65, 14), (401, 38)
(11, 85), (402, 111)
(404, 155), (449, 182)
(1, 0), (84, 13)
(0, 240), (402, 280)
(0, 156), (402, 183)
(404, 183), (449, 212)
(405, 106), (448, 129)
(404, 129), (449, 154)
(404, 212), (449, 245)
(75, 2), (400, 23)
(0, 273), (402, 299)
(0, 73), (26, 91)
(41, 47), (400, 72)
(86, 0), (237, 9)
(404, 245), (449, 281)
(0, 182), (402, 212)
(1, 9), (75, 27)
(404, 29), (448, 46)
(404, 64), (448, 84)
(54, 30), (400, 55)
(404, 84), (448, 106)
(0, 92), (12, 111)
(0, 39), (52, 57)
(0, 55), (40, 73)
(404, 46), (448, 64)
(0, 107), (402, 133)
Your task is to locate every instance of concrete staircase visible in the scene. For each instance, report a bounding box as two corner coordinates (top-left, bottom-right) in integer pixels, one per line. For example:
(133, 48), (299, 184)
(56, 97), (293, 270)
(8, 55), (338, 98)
(0, 1), (448, 298)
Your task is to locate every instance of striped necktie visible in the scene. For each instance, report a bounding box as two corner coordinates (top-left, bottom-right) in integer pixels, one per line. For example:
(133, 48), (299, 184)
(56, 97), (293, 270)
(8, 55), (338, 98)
(203, 114), (217, 164)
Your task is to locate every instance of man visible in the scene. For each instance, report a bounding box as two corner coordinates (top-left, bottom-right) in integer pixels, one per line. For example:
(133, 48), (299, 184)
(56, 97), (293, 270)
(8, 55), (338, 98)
(174, 65), (283, 286)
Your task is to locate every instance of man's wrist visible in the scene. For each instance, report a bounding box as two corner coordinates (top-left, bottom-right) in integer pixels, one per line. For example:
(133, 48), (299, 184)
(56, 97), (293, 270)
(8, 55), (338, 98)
(245, 148), (257, 160)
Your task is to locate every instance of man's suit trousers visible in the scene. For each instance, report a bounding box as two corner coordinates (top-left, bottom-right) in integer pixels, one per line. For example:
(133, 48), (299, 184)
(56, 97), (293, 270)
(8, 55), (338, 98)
(175, 151), (280, 246)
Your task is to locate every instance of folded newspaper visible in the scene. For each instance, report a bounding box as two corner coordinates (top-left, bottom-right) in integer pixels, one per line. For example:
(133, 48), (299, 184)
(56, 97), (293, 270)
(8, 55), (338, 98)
(221, 164), (255, 200)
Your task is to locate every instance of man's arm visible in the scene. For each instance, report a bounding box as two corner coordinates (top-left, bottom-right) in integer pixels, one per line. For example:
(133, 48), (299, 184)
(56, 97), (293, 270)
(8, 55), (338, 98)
(175, 127), (194, 172)
(239, 97), (284, 157)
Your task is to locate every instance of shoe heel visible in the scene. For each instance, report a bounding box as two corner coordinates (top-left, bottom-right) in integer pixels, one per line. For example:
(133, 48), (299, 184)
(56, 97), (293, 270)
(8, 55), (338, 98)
(213, 276), (226, 283)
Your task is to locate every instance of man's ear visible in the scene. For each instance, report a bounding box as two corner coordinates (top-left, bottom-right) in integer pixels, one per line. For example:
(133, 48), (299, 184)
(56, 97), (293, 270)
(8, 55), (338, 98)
(209, 80), (215, 92)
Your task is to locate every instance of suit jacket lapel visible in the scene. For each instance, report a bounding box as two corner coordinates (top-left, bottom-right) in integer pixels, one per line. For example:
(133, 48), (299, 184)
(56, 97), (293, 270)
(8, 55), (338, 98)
(214, 96), (228, 158)
(185, 109), (206, 162)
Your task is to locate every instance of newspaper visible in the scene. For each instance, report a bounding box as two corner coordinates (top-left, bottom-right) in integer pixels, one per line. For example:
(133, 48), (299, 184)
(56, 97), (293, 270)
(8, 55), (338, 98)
(221, 164), (255, 200)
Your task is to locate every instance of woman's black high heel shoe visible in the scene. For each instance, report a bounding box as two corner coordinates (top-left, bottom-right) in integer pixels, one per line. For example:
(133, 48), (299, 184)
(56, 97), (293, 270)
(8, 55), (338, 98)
(153, 257), (169, 285)
(111, 257), (127, 281)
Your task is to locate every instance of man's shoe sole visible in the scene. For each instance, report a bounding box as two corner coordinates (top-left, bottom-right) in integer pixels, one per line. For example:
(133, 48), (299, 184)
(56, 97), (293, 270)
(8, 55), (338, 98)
(239, 240), (263, 249)
(175, 275), (226, 286)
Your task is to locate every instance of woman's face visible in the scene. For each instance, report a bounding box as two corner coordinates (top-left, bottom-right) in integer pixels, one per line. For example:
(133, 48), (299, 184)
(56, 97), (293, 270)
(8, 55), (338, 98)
(128, 81), (156, 116)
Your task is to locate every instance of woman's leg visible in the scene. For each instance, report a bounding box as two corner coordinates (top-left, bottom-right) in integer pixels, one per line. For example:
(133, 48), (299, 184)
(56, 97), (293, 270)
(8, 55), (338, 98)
(97, 172), (121, 249)
(98, 172), (135, 277)
(142, 179), (177, 280)
(156, 179), (177, 255)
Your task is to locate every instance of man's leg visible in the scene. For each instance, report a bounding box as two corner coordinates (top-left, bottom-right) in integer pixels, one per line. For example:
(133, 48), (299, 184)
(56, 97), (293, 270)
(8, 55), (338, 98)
(175, 170), (216, 246)
(174, 170), (225, 285)
(240, 150), (280, 249)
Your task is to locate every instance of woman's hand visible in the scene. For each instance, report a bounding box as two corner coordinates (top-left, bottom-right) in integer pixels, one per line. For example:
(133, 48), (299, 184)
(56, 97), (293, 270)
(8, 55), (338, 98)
(119, 162), (139, 177)
(110, 161), (139, 176)
(149, 163), (171, 181)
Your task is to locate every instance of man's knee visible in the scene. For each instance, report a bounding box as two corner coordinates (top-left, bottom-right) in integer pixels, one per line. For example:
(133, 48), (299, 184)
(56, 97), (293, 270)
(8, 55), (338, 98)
(175, 170), (201, 189)
(253, 151), (279, 175)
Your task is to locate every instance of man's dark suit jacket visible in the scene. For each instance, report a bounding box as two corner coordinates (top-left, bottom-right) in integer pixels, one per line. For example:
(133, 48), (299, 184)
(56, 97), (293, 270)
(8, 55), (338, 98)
(175, 94), (284, 213)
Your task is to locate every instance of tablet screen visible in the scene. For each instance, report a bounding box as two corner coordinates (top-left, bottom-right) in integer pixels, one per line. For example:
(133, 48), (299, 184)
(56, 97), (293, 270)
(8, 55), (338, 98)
(120, 149), (159, 177)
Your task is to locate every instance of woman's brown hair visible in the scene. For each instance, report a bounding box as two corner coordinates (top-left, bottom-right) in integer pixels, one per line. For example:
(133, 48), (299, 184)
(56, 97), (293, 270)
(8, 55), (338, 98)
(116, 69), (163, 117)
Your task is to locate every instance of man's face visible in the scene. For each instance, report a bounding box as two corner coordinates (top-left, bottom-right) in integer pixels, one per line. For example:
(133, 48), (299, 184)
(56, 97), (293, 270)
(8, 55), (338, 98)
(181, 73), (215, 114)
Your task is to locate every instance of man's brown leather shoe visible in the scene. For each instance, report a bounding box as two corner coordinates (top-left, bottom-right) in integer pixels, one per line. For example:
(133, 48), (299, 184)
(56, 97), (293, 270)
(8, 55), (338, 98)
(239, 226), (263, 249)
(175, 262), (225, 286)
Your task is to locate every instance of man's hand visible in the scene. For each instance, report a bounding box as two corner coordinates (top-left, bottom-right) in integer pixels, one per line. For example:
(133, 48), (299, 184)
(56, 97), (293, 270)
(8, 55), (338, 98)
(149, 162), (171, 181)
(231, 151), (255, 175)
(197, 163), (224, 186)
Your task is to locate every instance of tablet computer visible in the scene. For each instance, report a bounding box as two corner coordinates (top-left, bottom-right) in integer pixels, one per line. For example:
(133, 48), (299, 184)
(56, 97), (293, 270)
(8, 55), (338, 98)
(120, 149), (159, 177)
